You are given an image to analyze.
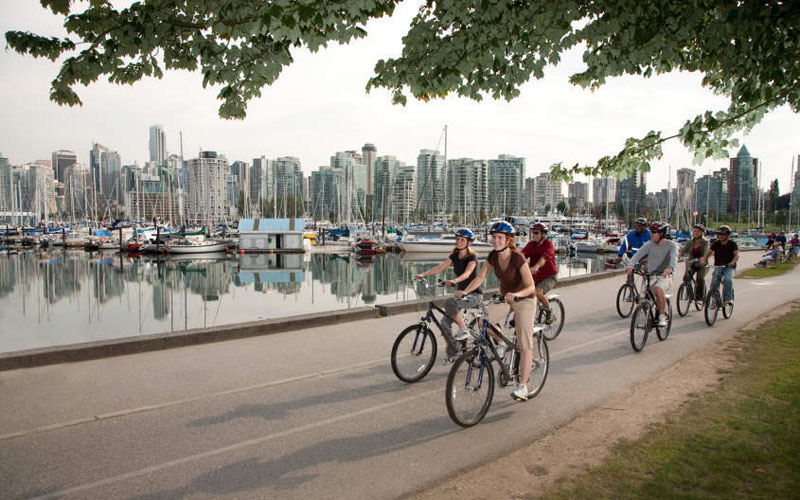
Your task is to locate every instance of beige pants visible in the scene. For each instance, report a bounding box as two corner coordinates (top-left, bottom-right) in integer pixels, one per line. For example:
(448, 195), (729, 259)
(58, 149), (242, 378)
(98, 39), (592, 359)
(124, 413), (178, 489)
(488, 297), (537, 350)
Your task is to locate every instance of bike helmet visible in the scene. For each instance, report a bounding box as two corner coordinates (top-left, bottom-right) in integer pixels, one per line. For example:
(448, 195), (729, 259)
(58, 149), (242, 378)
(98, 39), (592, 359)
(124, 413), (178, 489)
(649, 221), (669, 234)
(635, 217), (648, 225)
(530, 222), (548, 233)
(489, 221), (515, 236)
(717, 225), (732, 235)
(692, 223), (705, 231)
(454, 228), (474, 241)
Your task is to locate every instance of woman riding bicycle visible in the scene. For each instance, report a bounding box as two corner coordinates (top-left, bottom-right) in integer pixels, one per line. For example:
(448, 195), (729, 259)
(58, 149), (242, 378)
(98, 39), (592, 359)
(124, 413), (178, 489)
(457, 221), (537, 401)
(700, 225), (739, 307)
(415, 228), (482, 343)
(678, 223), (709, 307)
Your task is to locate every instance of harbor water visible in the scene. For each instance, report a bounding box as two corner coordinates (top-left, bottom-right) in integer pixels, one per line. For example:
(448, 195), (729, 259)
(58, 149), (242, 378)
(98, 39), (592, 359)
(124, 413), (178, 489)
(0, 249), (619, 354)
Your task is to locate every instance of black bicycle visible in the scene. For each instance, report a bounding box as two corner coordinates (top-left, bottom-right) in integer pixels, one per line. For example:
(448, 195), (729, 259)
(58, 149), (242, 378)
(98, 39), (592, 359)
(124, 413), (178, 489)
(629, 271), (673, 352)
(616, 270), (645, 318)
(704, 266), (735, 326)
(676, 259), (708, 317)
(390, 278), (479, 383)
(536, 293), (565, 341)
(445, 296), (550, 427)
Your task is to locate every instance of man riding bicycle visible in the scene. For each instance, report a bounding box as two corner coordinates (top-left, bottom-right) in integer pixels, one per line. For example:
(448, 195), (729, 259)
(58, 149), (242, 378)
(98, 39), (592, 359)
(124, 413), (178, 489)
(521, 222), (558, 325)
(415, 228), (482, 344)
(700, 225), (739, 307)
(616, 217), (651, 264)
(678, 223), (709, 307)
(626, 222), (677, 328)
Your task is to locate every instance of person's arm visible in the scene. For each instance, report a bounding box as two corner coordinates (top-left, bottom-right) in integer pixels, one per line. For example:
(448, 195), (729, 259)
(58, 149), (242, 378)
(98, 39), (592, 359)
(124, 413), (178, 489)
(617, 233), (629, 257)
(458, 260), (491, 297)
(730, 248), (740, 267)
(700, 244), (714, 265)
(626, 241), (649, 275)
(664, 241), (678, 277)
(506, 262), (536, 304)
(415, 258), (450, 279)
(446, 259), (477, 286)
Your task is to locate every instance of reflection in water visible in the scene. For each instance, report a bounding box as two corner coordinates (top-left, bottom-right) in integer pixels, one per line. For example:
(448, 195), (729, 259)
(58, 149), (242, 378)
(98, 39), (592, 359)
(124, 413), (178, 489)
(0, 249), (618, 353)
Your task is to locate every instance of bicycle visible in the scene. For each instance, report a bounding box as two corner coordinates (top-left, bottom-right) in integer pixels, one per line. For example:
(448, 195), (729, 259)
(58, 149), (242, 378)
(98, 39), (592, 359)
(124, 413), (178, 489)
(445, 295), (549, 427)
(616, 268), (646, 318)
(704, 265), (735, 326)
(390, 277), (480, 383)
(629, 271), (673, 352)
(676, 259), (708, 317)
(535, 293), (565, 341)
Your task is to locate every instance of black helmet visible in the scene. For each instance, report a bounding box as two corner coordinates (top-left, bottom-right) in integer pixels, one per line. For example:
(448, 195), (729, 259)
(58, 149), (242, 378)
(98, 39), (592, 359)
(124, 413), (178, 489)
(649, 221), (669, 234)
(635, 217), (648, 225)
(530, 222), (548, 233)
(489, 221), (515, 236)
(454, 228), (474, 241)
(717, 225), (732, 235)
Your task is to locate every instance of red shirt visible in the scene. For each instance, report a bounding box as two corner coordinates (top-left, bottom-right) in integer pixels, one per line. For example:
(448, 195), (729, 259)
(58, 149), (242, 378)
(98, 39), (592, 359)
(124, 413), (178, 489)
(521, 238), (557, 281)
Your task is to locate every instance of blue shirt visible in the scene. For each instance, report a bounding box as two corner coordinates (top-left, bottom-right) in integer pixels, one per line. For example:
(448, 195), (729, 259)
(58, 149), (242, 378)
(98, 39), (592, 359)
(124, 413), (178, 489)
(618, 229), (651, 256)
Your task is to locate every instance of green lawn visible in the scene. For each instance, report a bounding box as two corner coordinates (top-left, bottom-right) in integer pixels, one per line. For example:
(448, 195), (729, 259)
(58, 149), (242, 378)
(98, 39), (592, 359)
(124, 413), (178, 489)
(540, 304), (800, 500)
(738, 261), (797, 279)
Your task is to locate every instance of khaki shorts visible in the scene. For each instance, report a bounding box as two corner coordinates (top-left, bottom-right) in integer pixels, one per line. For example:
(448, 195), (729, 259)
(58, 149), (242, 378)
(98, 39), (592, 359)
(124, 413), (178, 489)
(652, 275), (673, 293)
(488, 297), (537, 351)
(536, 276), (558, 294)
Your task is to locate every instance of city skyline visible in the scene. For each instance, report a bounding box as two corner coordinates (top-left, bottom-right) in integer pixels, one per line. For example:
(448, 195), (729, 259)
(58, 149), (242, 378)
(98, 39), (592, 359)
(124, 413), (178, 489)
(2, 1), (800, 194)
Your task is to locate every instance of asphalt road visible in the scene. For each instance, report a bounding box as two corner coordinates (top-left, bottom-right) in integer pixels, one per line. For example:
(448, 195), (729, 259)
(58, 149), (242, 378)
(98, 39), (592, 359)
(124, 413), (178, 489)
(2, 250), (797, 500)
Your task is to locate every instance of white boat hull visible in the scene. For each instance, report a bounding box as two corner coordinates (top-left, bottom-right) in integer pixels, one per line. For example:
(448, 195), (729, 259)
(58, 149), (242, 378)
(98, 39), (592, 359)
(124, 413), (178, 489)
(399, 239), (492, 253)
(167, 241), (229, 254)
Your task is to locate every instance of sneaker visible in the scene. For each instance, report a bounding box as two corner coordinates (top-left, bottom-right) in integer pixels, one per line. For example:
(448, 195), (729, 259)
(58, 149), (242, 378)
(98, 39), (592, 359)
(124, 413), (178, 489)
(453, 328), (470, 341)
(657, 314), (668, 328)
(544, 309), (554, 325)
(511, 383), (529, 401)
(725, 300), (734, 307)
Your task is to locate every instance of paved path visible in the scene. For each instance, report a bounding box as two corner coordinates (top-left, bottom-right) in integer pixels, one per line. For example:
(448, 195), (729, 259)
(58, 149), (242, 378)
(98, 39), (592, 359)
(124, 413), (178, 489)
(2, 251), (797, 499)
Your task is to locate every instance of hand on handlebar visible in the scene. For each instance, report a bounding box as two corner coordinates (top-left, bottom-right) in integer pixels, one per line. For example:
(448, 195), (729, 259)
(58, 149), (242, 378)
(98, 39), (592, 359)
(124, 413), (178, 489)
(444, 279), (456, 287)
(504, 292), (519, 304)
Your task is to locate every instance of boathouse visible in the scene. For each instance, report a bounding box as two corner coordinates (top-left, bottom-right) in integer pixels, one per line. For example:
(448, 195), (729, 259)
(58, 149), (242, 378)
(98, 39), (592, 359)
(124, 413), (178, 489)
(237, 218), (305, 253)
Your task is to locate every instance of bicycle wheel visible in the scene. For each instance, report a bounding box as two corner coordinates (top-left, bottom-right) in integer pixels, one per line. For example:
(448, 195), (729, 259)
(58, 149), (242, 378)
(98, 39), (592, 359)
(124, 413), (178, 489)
(526, 335), (550, 398)
(722, 297), (734, 319)
(391, 324), (437, 383)
(630, 303), (650, 352)
(540, 298), (565, 341)
(656, 298), (672, 341)
(676, 282), (692, 317)
(704, 291), (720, 326)
(445, 349), (495, 427)
(616, 283), (636, 318)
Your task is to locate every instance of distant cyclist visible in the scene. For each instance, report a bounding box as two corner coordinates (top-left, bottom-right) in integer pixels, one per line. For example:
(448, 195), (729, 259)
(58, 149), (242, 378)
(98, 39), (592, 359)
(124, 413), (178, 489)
(678, 223), (709, 307)
(700, 225), (739, 307)
(626, 222), (677, 328)
(616, 217), (651, 264)
(521, 222), (557, 324)
(415, 228), (482, 343)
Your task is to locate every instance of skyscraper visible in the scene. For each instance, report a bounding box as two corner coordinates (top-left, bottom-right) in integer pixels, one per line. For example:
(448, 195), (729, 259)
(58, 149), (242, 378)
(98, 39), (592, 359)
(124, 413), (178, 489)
(185, 151), (228, 224)
(149, 125), (167, 166)
(416, 149), (446, 218)
(90, 143), (123, 216)
(393, 165), (417, 224)
(274, 156), (303, 218)
(0, 153), (10, 212)
(362, 143), (377, 197)
(374, 155), (405, 220)
(567, 181), (589, 213)
(51, 150), (77, 184)
(592, 177), (617, 209)
(488, 155), (526, 214)
(728, 144), (758, 217)
(533, 171), (563, 214)
(616, 170), (647, 224)
(446, 158), (488, 222)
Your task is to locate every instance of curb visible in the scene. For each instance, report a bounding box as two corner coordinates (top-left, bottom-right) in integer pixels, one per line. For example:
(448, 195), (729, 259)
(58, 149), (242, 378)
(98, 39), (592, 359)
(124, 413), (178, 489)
(0, 307), (377, 371)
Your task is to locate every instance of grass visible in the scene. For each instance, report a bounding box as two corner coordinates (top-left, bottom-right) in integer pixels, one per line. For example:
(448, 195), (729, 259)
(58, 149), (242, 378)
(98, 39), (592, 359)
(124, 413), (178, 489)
(539, 304), (800, 500)
(738, 261), (797, 279)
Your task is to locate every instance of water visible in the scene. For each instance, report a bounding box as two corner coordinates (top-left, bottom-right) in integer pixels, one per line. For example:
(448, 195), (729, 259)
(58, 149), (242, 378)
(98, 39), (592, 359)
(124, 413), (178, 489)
(0, 249), (618, 354)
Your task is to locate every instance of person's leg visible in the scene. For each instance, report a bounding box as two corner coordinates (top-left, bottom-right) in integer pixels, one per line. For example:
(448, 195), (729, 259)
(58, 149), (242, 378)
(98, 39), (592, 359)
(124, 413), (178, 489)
(510, 298), (536, 399)
(695, 265), (707, 300)
(722, 267), (735, 303)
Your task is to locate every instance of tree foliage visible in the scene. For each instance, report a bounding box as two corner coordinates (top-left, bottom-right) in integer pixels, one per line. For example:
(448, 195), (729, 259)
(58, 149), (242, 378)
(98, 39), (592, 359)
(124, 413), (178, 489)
(7, 0), (800, 178)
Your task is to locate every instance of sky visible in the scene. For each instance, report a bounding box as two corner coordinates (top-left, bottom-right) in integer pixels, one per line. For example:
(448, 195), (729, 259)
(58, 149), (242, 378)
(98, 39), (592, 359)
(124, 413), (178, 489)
(1, 0), (799, 195)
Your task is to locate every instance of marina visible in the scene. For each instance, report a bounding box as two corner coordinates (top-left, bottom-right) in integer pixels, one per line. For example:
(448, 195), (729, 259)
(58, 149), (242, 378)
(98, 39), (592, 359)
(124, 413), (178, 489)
(0, 248), (617, 354)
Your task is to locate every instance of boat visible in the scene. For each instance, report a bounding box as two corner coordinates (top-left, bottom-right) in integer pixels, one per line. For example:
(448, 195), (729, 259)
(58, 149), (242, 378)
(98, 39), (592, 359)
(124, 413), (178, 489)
(354, 238), (378, 254)
(166, 236), (229, 254)
(398, 234), (492, 253)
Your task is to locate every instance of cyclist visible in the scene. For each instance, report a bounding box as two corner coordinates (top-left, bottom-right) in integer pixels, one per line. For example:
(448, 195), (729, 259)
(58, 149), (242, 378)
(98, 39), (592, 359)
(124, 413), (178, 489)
(615, 217), (651, 264)
(626, 222), (677, 328)
(521, 222), (558, 324)
(678, 223), (709, 307)
(457, 221), (537, 401)
(789, 233), (800, 262)
(700, 225), (739, 307)
(415, 228), (482, 344)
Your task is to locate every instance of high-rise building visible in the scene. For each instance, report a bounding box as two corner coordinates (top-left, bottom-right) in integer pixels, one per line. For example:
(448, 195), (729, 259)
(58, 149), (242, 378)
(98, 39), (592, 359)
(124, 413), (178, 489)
(567, 181), (589, 213)
(695, 172), (728, 221)
(728, 144), (758, 216)
(51, 150), (77, 185)
(331, 151), (366, 222)
(185, 151), (228, 224)
(311, 166), (342, 220)
(373, 155), (405, 220)
(63, 165), (90, 219)
(149, 125), (167, 166)
(26, 164), (57, 221)
(393, 165), (417, 224)
(274, 156), (303, 218)
(90, 142), (123, 215)
(0, 153), (10, 212)
(524, 177), (536, 213)
(488, 155), (525, 215)
(249, 156), (272, 215)
(616, 170), (647, 224)
(416, 149), (446, 218)
(446, 158), (488, 222)
(533, 171), (563, 214)
(592, 177), (617, 209)
(362, 143), (377, 196)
